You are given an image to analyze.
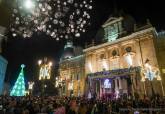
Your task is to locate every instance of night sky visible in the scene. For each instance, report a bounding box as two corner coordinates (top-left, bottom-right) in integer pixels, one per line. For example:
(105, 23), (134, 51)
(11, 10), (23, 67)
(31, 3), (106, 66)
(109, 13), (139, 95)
(0, 0), (165, 86)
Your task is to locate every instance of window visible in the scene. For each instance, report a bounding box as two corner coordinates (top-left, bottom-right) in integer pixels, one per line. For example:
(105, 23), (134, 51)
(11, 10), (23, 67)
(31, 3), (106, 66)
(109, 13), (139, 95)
(100, 54), (105, 59)
(104, 79), (111, 88)
(111, 58), (119, 70)
(112, 50), (117, 56)
(125, 47), (132, 53)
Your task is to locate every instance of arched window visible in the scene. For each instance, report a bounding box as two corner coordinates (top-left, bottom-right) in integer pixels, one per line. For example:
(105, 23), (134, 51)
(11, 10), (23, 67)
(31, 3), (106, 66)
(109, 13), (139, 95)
(125, 46), (132, 53)
(100, 54), (105, 59)
(112, 50), (117, 56)
(124, 46), (135, 67)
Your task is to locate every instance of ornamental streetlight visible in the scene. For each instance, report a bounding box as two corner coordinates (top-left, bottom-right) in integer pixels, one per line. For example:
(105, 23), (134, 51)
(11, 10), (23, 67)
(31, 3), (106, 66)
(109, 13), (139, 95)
(28, 81), (34, 95)
(55, 77), (65, 96)
(38, 58), (52, 80)
(141, 75), (147, 96)
(144, 60), (155, 97)
(68, 80), (74, 97)
(38, 57), (52, 96)
(156, 74), (165, 96)
(142, 59), (165, 97)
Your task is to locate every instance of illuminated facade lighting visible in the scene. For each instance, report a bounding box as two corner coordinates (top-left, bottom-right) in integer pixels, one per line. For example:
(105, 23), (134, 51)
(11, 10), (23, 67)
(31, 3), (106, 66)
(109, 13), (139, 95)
(102, 60), (108, 70)
(88, 62), (93, 73)
(115, 90), (119, 99)
(143, 62), (158, 81)
(68, 81), (73, 90)
(125, 53), (133, 67)
(104, 79), (111, 88)
(157, 75), (161, 81)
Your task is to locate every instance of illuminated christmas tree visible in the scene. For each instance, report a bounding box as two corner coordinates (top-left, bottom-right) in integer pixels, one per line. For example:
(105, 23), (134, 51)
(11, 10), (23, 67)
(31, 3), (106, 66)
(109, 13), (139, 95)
(10, 64), (26, 96)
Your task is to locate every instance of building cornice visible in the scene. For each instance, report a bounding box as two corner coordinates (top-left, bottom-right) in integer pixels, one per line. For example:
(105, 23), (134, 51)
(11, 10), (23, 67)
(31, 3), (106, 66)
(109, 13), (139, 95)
(83, 27), (156, 53)
(102, 17), (123, 28)
(59, 55), (84, 63)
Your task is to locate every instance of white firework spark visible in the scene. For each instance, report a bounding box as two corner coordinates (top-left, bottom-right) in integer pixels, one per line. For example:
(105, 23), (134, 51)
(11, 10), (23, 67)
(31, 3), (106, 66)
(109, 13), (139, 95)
(10, 0), (93, 41)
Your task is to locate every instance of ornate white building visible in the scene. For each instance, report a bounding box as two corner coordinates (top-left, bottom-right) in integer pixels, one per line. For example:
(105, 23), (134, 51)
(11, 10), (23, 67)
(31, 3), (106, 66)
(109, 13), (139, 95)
(59, 14), (165, 98)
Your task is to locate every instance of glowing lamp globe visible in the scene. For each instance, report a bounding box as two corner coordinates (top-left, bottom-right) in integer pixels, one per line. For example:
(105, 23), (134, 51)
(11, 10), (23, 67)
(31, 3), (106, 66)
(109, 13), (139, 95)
(49, 62), (52, 66)
(38, 60), (42, 65)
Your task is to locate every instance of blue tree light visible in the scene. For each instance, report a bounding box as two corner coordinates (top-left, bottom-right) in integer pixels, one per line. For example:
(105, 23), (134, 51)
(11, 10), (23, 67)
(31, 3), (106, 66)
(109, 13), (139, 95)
(10, 64), (26, 96)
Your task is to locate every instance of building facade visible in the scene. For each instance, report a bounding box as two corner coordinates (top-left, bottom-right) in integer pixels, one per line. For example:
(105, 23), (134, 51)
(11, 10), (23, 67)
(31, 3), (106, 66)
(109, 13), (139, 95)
(0, 55), (8, 95)
(84, 16), (164, 99)
(59, 15), (165, 98)
(0, 26), (6, 53)
(0, 26), (8, 95)
(59, 41), (85, 96)
(154, 31), (165, 96)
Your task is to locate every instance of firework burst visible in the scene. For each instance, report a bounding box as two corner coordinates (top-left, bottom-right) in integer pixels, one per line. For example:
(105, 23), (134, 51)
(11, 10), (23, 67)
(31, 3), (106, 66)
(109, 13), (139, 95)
(10, 0), (92, 40)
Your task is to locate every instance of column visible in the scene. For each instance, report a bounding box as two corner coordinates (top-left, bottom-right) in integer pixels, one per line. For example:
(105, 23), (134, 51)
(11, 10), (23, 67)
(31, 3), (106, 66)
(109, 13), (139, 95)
(119, 77), (122, 90)
(0, 37), (2, 53)
(92, 53), (96, 72)
(131, 75), (135, 99)
(95, 81), (97, 95)
(123, 78), (128, 94)
(0, 26), (6, 53)
(115, 79), (118, 91)
(99, 80), (102, 98)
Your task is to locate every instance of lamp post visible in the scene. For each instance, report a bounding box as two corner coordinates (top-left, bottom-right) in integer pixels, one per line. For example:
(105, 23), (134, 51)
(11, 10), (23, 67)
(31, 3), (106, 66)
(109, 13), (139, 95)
(78, 79), (81, 96)
(55, 77), (60, 95)
(144, 60), (155, 97)
(141, 76), (147, 96)
(55, 77), (65, 96)
(143, 62), (165, 97)
(149, 71), (155, 97)
(156, 74), (165, 96)
(28, 81), (34, 95)
(68, 80), (74, 97)
(38, 58), (52, 96)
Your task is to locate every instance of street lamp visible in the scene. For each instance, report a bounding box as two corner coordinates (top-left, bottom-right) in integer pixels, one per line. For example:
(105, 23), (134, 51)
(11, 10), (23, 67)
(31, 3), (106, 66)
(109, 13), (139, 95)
(28, 81), (34, 95)
(78, 79), (81, 96)
(143, 59), (165, 97)
(68, 80), (74, 97)
(38, 58), (52, 80)
(156, 74), (165, 96)
(38, 60), (42, 66)
(141, 75), (147, 96)
(38, 58), (52, 96)
(55, 77), (59, 87)
(55, 77), (65, 96)
(143, 60), (155, 97)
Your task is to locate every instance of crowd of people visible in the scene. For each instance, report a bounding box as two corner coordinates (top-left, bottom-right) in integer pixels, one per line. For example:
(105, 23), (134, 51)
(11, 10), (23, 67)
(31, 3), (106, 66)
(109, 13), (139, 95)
(0, 95), (165, 114)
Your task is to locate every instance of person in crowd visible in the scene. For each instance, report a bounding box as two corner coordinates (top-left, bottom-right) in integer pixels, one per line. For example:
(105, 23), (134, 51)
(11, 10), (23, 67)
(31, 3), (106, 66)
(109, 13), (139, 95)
(0, 95), (165, 114)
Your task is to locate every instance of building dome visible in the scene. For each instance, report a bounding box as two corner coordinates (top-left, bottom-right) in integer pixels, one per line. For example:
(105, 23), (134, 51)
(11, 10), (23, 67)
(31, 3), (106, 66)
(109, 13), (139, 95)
(61, 41), (83, 60)
(61, 41), (74, 60)
(95, 28), (105, 42)
(122, 14), (136, 34)
(62, 48), (74, 59)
